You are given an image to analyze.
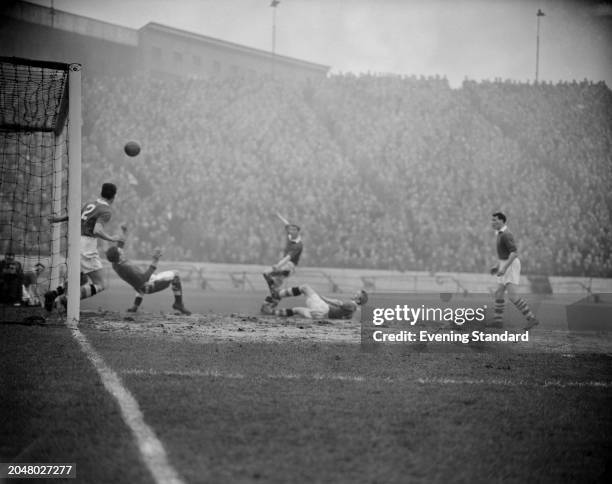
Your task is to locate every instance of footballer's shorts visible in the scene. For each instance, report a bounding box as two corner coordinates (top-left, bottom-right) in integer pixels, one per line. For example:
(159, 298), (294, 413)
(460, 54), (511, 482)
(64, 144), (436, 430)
(80, 236), (103, 274)
(142, 270), (177, 294)
(496, 257), (521, 286)
(302, 285), (330, 319)
(275, 260), (295, 275)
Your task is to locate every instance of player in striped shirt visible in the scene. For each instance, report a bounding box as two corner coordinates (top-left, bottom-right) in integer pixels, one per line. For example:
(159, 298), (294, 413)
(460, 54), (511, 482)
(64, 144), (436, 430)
(261, 284), (368, 320)
(45, 183), (125, 311)
(105, 225), (191, 315)
(489, 212), (539, 330)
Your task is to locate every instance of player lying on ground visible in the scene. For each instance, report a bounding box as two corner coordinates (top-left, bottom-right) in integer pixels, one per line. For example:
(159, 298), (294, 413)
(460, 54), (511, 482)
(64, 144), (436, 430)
(105, 226), (191, 315)
(489, 211), (539, 330)
(262, 213), (303, 308)
(261, 284), (368, 320)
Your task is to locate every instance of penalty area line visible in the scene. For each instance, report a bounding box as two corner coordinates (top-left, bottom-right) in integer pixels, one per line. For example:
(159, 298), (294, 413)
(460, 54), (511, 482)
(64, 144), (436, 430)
(122, 369), (612, 388)
(71, 329), (186, 484)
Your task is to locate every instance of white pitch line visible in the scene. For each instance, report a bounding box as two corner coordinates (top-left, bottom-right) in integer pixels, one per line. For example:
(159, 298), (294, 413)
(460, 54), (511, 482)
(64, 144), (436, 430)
(71, 329), (185, 484)
(122, 368), (611, 388)
(124, 368), (365, 382)
(416, 377), (612, 388)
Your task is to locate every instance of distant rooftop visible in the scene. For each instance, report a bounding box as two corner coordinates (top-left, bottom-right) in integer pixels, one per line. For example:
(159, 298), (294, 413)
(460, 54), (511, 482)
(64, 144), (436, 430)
(5, 1), (328, 72)
(142, 22), (329, 72)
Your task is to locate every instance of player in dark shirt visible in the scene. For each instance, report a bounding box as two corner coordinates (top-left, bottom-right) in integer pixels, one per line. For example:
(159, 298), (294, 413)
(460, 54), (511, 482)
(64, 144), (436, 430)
(262, 219), (303, 308)
(0, 252), (24, 305)
(261, 284), (367, 320)
(105, 226), (191, 315)
(489, 212), (539, 330)
(45, 183), (125, 311)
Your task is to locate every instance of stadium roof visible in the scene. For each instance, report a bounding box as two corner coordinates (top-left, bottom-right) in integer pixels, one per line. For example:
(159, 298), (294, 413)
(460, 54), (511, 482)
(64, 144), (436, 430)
(140, 22), (330, 73)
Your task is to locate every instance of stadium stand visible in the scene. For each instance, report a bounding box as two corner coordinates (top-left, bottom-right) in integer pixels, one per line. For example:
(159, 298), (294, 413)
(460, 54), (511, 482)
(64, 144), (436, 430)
(80, 73), (611, 277)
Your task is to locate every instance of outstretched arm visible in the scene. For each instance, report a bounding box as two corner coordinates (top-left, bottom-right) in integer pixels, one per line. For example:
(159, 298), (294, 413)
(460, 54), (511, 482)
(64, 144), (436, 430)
(275, 212), (290, 226)
(93, 221), (125, 243)
(48, 215), (68, 223)
(320, 296), (343, 306)
(116, 224), (128, 248)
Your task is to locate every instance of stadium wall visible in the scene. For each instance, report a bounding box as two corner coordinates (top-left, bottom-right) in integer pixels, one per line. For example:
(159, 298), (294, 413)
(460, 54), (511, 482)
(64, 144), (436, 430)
(101, 260), (612, 296)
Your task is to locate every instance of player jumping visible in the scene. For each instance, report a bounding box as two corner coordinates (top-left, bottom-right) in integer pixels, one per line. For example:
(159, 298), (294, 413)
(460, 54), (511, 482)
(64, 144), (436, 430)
(105, 225), (191, 315)
(262, 212), (303, 307)
(489, 212), (539, 330)
(44, 182), (124, 311)
(261, 284), (368, 320)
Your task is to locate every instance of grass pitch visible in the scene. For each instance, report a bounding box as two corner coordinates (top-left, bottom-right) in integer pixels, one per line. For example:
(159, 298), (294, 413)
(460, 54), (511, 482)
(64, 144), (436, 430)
(1, 289), (611, 483)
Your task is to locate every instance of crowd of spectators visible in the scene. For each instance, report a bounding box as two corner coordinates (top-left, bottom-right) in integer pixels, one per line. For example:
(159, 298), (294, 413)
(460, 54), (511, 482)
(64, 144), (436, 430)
(78, 72), (612, 277)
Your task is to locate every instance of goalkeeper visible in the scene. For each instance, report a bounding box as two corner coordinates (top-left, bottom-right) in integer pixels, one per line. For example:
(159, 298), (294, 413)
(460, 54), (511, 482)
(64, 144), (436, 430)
(105, 225), (191, 315)
(262, 284), (368, 320)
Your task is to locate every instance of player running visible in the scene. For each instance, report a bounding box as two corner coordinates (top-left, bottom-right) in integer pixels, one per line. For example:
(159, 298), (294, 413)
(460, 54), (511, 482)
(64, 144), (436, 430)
(262, 213), (303, 308)
(261, 284), (368, 320)
(44, 182), (124, 311)
(105, 225), (191, 315)
(489, 212), (539, 330)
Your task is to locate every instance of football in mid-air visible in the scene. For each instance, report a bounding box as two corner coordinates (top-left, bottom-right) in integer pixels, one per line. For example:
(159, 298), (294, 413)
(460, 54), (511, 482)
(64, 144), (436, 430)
(124, 141), (141, 157)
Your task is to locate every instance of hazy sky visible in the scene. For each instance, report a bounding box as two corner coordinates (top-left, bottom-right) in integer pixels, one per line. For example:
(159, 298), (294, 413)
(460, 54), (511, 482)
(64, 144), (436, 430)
(30, 0), (612, 87)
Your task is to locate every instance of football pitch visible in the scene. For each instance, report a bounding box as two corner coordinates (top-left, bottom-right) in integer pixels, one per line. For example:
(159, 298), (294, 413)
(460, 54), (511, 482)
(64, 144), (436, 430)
(2, 287), (611, 483)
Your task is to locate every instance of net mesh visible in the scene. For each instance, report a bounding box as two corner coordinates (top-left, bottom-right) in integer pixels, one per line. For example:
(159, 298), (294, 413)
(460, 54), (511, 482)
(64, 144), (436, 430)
(0, 58), (70, 320)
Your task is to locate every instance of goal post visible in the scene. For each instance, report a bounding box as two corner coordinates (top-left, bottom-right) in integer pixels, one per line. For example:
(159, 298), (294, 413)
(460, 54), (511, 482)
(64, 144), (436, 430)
(66, 63), (81, 326)
(0, 56), (81, 325)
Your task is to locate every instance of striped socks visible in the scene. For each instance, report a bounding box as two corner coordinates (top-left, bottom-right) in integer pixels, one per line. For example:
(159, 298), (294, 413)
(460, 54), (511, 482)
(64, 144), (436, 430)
(493, 298), (505, 325)
(513, 298), (536, 322)
(80, 283), (101, 299)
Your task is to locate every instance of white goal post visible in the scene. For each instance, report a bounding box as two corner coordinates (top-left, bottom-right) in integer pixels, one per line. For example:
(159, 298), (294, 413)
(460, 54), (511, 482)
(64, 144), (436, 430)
(0, 57), (81, 325)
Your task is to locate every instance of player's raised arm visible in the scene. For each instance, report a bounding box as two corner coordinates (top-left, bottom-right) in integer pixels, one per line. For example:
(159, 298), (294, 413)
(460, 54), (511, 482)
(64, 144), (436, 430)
(275, 211), (290, 226)
(141, 247), (163, 282)
(114, 223), (128, 248)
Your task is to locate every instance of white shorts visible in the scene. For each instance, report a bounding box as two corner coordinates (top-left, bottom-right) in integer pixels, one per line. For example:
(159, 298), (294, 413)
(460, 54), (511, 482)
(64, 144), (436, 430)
(141, 270), (177, 295)
(80, 236), (103, 274)
(302, 286), (330, 319)
(496, 257), (521, 286)
(276, 260), (296, 275)
(148, 270), (176, 284)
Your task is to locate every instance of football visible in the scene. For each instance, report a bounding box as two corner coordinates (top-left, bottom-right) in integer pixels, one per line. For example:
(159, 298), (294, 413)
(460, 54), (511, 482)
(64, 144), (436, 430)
(124, 141), (141, 157)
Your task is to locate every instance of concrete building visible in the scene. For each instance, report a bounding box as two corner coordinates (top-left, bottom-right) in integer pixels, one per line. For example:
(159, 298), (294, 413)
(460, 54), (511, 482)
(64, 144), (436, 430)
(1, 1), (329, 80)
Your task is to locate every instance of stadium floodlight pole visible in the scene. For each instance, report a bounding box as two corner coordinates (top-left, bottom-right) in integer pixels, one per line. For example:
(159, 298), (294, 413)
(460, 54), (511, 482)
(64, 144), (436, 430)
(535, 8), (545, 83)
(66, 63), (82, 327)
(271, 0), (280, 75)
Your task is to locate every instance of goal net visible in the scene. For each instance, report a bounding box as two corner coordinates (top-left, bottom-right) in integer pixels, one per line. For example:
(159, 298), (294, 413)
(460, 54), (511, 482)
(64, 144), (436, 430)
(0, 57), (81, 325)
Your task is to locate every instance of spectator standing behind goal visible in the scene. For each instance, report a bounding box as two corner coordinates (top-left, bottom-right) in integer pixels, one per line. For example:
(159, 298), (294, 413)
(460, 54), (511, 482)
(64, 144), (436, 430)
(45, 182), (124, 311)
(262, 217), (303, 308)
(0, 251), (23, 305)
(22, 262), (46, 307)
(489, 212), (539, 330)
(261, 284), (368, 320)
(105, 225), (191, 315)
